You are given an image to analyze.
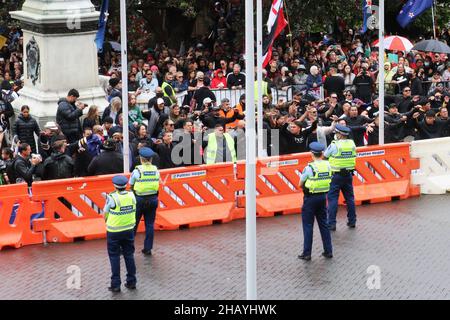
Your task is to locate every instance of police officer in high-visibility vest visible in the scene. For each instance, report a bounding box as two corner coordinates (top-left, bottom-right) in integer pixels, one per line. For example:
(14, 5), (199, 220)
(298, 142), (333, 261)
(324, 124), (357, 231)
(129, 147), (160, 256)
(103, 175), (137, 293)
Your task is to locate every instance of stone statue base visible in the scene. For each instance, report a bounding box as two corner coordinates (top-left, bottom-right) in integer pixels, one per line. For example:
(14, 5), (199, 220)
(10, 0), (109, 125)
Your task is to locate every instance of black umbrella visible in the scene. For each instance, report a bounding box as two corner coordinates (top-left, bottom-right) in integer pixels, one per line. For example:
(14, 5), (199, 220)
(411, 39), (450, 54)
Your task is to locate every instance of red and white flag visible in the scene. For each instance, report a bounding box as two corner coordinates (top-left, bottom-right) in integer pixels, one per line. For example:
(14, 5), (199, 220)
(263, 0), (288, 67)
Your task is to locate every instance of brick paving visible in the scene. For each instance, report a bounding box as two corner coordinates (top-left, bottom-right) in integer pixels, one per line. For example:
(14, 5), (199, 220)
(0, 195), (449, 300)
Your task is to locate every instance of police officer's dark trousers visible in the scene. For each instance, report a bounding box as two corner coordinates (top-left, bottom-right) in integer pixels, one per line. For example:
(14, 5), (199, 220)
(327, 172), (356, 227)
(134, 194), (158, 251)
(302, 193), (332, 255)
(107, 229), (136, 288)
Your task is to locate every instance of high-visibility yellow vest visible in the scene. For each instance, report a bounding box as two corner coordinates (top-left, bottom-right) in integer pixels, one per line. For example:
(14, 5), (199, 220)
(328, 139), (357, 172)
(162, 81), (176, 103)
(206, 132), (237, 164)
(304, 160), (332, 193)
(254, 80), (269, 98)
(106, 191), (136, 233)
(133, 164), (160, 196)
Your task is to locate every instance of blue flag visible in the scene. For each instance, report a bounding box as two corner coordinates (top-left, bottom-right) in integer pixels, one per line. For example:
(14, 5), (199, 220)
(362, 0), (371, 34)
(94, 0), (110, 52)
(397, 0), (433, 28)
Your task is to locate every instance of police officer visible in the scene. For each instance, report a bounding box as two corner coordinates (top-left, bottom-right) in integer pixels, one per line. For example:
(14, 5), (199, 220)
(129, 147), (160, 256)
(103, 175), (137, 293)
(324, 124), (357, 231)
(298, 142), (333, 261)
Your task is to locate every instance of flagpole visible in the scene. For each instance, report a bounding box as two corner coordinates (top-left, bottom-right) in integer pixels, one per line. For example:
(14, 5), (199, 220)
(378, 0), (385, 145)
(282, 0), (293, 49)
(257, 0), (264, 158)
(431, 0), (437, 39)
(245, 0), (257, 301)
(120, 0), (130, 173)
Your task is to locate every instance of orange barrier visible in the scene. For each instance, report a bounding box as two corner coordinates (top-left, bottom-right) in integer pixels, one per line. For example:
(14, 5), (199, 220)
(31, 175), (118, 243)
(156, 163), (244, 230)
(236, 142), (420, 217)
(0, 184), (43, 250)
(0, 142), (420, 250)
(351, 143), (420, 205)
(29, 163), (245, 242)
(236, 154), (310, 217)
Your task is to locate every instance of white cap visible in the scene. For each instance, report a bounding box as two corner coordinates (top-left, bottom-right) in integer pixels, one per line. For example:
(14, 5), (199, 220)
(203, 97), (212, 105)
(44, 121), (59, 131)
(157, 98), (165, 105)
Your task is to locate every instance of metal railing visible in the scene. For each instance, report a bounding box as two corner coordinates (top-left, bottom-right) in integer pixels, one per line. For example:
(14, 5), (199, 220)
(134, 86), (298, 109)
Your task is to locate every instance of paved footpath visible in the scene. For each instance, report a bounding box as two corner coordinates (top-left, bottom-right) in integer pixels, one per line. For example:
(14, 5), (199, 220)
(0, 195), (449, 300)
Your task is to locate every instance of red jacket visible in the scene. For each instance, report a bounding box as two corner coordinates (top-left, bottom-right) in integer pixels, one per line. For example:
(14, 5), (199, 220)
(210, 70), (227, 89)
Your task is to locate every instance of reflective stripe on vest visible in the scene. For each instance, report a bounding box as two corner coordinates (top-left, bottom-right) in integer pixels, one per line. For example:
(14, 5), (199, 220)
(133, 164), (160, 196)
(304, 160), (332, 193)
(328, 139), (357, 172)
(206, 132), (237, 164)
(106, 191), (136, 233)
(162, 82), (176, 103)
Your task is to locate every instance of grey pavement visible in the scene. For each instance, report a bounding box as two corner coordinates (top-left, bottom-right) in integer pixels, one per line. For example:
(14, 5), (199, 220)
(0, 195), (449, 300)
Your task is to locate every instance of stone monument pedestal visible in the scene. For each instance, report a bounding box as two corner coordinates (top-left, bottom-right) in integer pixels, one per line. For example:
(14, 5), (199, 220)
(10, 0), (108, 125)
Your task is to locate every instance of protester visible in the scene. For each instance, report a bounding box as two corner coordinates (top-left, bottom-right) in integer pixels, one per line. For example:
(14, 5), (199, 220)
(1, 7), (450, 185)
(87, 139), (124, 176)
(13, 105), (40, 153)
(41, 140), (74, 180)
(56, 89), (86, 143)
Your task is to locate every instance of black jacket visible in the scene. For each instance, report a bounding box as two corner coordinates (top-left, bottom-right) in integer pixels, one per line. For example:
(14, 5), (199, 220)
(12, 155), (37, 186)
(227, 73), (246, 89)
(199, 112), (240, 130)
(42, 152), (75, 180)
(413, 119), (450, 140)
(56, 98), (83, 143)
(344, 115), (372, 147)
(14, 115), (40, 153)
(82, 116), (102, 130)
(87, 150), (124, 176)
(280, 122), (317, 155)
(155, 142), (176, 169)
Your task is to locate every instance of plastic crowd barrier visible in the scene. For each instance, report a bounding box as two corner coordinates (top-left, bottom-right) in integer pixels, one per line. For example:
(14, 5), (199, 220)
(156, 163), (244, 230)
(352, 143), (420, 204)
(30, 175), (118, 244)
(411, 137), (450, 194)
(236, 155), (310, 217)
(0, 184), (43, 250)
(236, 142), (420, 217)
(0, 142), (420, 250)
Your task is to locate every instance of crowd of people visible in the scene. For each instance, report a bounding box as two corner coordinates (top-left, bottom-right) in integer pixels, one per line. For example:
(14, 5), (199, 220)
(1, 2), (450, 185)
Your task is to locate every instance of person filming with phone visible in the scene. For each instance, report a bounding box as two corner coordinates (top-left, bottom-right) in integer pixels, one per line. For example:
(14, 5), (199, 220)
(10, 143), (42, 186)
(56, 89), (87, 144)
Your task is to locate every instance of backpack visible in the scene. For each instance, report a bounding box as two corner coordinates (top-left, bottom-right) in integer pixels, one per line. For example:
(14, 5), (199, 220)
(1, 90), (16, 104)
(7, 157), (19, 184)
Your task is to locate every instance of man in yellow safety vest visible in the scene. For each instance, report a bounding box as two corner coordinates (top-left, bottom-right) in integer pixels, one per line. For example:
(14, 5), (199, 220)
(204, 124), (237, 164)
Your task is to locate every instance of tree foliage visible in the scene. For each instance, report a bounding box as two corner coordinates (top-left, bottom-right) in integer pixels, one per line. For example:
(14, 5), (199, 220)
(2, 0), (450, 46)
